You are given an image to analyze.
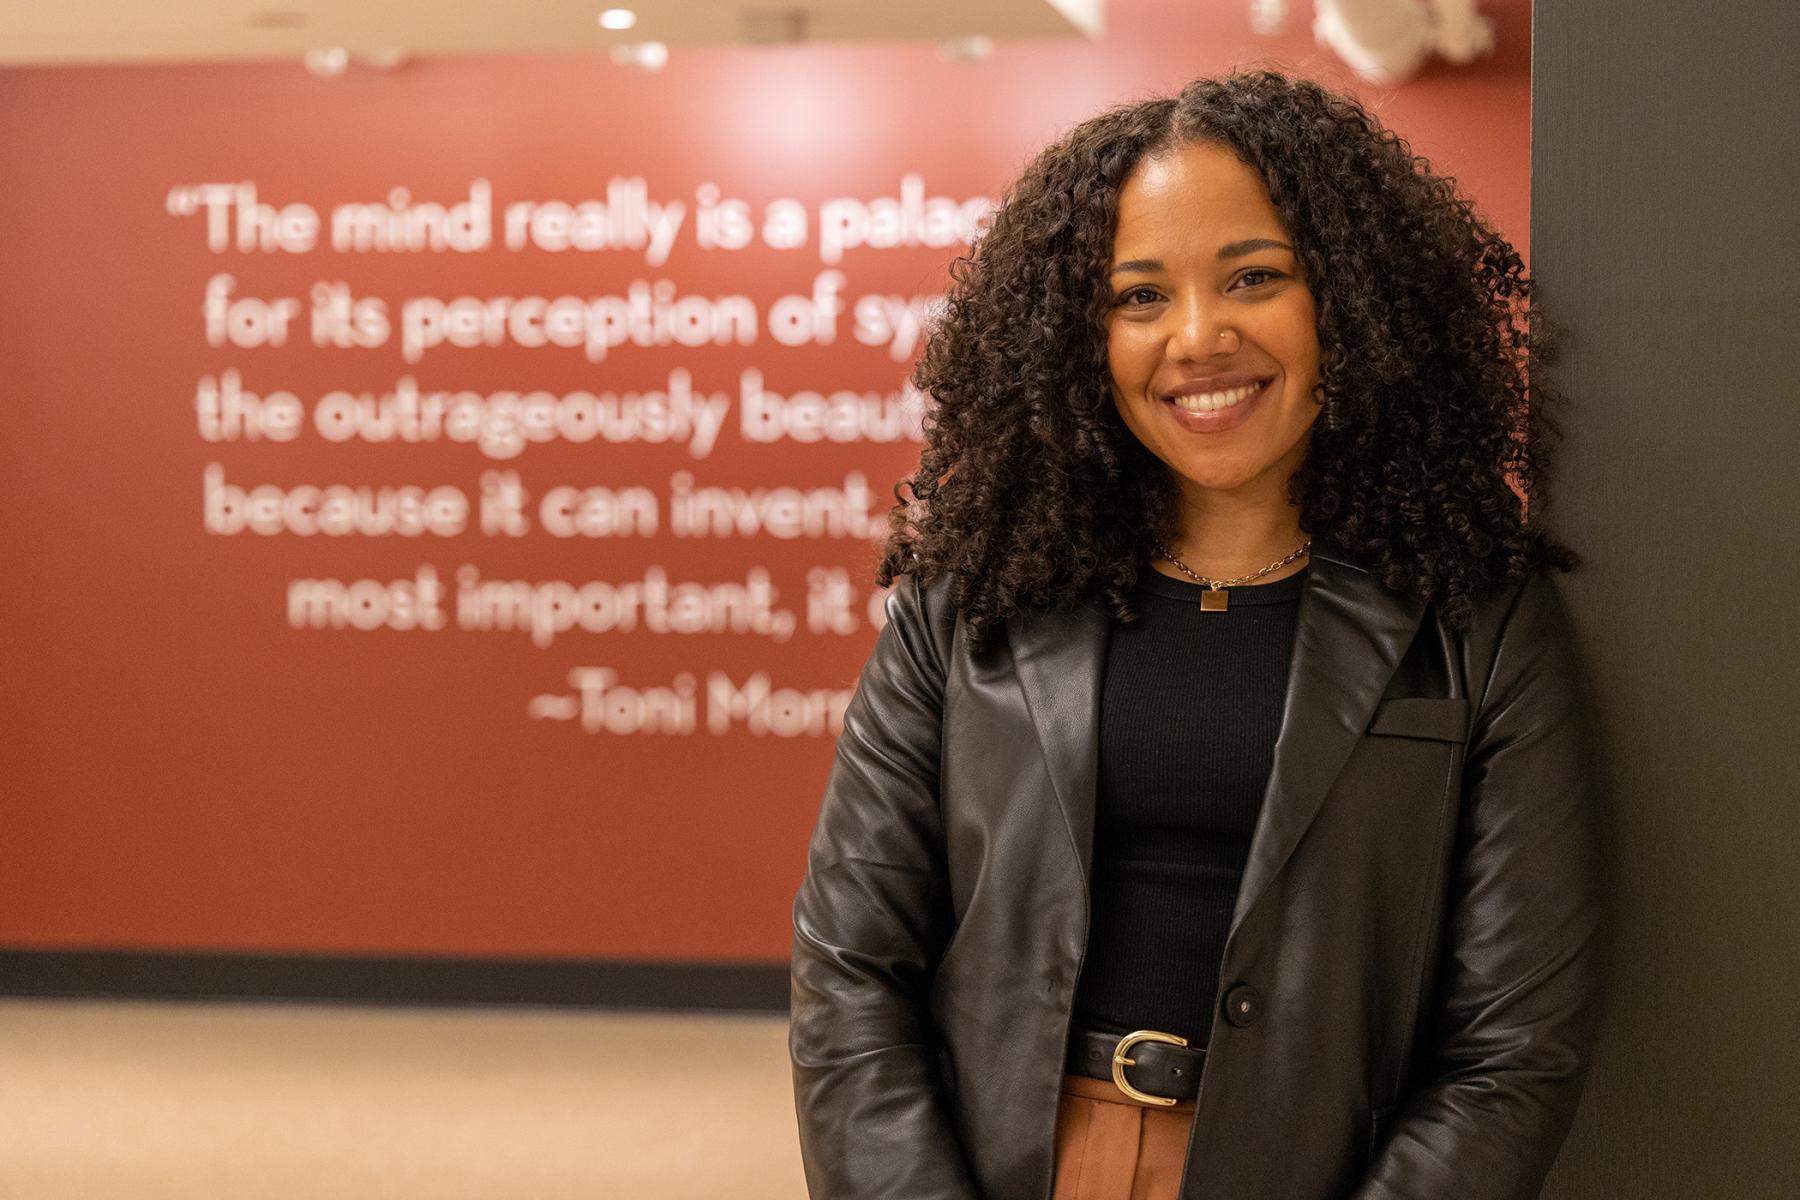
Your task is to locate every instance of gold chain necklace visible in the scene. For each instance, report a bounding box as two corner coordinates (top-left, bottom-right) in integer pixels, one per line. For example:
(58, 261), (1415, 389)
(1149, 536), (1312, 613)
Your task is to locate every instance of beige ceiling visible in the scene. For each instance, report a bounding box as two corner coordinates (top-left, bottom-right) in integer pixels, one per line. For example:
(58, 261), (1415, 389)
(0, 0), (1106, 67)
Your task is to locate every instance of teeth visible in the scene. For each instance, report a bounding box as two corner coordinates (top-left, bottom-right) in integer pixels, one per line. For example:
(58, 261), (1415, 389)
(1170, 381), (1263, 412)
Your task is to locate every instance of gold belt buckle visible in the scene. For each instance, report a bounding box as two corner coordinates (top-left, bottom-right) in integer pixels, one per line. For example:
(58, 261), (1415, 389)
(1110, 1029), (1189, 1107)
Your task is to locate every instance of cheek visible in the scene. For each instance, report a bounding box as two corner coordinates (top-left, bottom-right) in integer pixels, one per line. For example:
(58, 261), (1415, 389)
(1276, 298), (1322, 377)
(1104, 323), (1124, 378)
(1106, 326), (1154, 394)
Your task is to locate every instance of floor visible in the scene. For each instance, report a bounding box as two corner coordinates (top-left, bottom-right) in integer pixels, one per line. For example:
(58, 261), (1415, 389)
(0, 998), (806, 1200)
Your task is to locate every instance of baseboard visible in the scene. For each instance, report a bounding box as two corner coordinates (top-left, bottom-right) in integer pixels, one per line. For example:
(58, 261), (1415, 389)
(0, 948), (790, 1012)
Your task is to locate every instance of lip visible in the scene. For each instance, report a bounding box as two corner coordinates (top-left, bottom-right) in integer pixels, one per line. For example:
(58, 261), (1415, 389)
(1159, 376), (1273, 434)
(1162, 372), (1271, 397)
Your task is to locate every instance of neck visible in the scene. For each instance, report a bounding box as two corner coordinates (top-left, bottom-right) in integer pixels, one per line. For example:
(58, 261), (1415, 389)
(1154, 478), (1309, 583)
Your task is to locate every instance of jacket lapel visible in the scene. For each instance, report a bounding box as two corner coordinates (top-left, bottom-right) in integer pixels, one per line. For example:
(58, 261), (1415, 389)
(1006, 600), (1110, 889)
(1227, 541), (1427, 939)
(1005, 538), (1427, 939)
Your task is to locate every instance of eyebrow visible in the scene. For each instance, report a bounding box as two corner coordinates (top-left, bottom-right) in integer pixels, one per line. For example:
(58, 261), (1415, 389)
(1109, 239), (1295, 275)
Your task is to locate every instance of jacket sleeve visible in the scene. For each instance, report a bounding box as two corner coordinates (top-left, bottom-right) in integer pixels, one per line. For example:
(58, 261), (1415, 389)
(1351, 569), (1611, 1200)
(788, 572), (981, 1200)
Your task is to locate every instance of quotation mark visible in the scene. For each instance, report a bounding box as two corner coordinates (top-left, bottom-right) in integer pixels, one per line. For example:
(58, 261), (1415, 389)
(528, 693), (579, 721)
(166, 185), (201, 217)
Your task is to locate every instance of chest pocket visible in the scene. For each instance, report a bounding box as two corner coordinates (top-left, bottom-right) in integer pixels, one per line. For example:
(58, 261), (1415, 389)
(1365, 696), (1469, 743)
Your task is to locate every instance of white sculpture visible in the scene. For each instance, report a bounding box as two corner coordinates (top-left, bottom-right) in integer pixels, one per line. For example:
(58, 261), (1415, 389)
(1310, 0), (1497, 85)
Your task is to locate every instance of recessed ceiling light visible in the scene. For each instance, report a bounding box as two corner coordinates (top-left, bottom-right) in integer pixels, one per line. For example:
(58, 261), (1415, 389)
(303, 47), (349, 77)
(936, 36), (994, 63)
(356, 48), (411, 71)
(609, 41), (668, 70)
(599, 8), (638, 30)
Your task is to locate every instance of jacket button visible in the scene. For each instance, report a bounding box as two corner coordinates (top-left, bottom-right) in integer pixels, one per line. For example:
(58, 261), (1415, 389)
(1222, 983), (1262, 1027)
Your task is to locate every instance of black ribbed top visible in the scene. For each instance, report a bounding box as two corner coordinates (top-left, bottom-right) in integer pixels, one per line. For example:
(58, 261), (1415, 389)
(1069, 561), (1308, 1045)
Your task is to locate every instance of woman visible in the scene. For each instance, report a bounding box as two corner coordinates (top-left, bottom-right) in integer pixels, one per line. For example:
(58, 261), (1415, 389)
(789, 69), (1606, 1200)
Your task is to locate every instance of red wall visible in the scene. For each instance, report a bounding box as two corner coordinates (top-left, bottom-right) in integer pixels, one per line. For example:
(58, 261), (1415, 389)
(0, 0), (1531, 962)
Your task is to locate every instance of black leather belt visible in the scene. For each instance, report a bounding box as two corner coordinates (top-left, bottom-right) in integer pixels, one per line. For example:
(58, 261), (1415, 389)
(1065, 1027), (1204, 1103)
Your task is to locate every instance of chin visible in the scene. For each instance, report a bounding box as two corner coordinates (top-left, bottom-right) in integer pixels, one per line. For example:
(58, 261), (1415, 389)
(1169, 468), (1265, 495)
(1148, 450), (1265, 491)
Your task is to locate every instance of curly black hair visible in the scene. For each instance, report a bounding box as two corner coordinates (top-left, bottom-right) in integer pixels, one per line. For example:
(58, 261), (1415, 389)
(874, 67), (1578, 652)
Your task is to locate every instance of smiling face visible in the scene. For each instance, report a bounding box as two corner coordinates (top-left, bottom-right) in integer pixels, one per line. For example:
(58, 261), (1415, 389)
(1106, 139), (1324, 510)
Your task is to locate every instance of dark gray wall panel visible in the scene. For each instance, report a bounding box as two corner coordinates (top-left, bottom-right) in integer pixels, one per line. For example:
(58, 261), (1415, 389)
(1531, 2), (1800, 1196)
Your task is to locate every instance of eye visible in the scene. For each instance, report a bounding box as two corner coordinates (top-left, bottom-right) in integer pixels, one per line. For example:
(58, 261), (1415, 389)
(1234, 268), (1281, 288)
(1112, 285), (1162, 307)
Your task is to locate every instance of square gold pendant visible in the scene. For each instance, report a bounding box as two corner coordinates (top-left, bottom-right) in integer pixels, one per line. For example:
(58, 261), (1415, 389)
(1200, 589), (1229, 612)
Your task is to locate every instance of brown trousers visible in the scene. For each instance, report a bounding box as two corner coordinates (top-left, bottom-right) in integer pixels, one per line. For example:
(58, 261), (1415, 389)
(1049, 1073), (1198, 1200)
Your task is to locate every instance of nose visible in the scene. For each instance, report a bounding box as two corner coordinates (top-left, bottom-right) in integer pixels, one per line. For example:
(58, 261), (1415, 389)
(1168, 295), (1238, 359)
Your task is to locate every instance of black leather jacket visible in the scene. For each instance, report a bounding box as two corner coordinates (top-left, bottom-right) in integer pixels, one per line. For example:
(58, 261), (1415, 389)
(790, 538), (1607, 1199)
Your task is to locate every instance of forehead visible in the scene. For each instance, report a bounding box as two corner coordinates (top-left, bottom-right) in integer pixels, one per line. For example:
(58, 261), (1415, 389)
(1113, 141), (1286, 251)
